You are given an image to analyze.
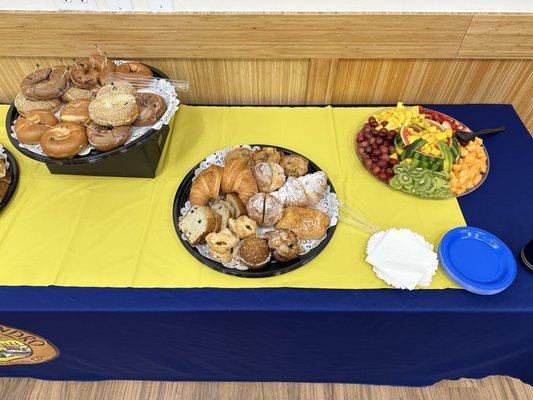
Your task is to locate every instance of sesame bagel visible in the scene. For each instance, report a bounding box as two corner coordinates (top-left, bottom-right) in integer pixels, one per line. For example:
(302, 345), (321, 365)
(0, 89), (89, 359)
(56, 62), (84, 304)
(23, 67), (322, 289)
(14, 92), (61, 116)
(88, 93), (139, 127)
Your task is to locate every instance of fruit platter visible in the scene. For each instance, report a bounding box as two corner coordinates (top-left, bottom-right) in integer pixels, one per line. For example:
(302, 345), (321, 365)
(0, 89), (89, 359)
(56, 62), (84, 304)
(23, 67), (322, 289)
(354, 103), (489, 198)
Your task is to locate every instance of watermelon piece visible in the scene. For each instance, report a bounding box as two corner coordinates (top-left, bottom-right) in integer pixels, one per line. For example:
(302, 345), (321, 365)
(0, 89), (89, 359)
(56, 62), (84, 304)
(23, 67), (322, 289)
(426, 119), (445, 132)
(399, 126), (411, 146)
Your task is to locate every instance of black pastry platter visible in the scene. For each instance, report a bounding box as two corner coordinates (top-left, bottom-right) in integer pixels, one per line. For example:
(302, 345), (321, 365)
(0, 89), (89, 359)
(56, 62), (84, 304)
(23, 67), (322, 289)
(172, 144), (337, 278)
(0, 147), (19, 215)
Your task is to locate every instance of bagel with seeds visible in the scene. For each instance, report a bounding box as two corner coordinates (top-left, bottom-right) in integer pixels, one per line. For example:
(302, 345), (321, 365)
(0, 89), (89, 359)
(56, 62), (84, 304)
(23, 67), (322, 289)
(14, 92), (61, 116)
(88, 93), (139, 127)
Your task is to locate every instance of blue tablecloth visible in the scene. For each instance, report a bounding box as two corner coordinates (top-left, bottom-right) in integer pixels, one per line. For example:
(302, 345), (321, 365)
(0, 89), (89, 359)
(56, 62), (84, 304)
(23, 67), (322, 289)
(0, 105), (532, 386)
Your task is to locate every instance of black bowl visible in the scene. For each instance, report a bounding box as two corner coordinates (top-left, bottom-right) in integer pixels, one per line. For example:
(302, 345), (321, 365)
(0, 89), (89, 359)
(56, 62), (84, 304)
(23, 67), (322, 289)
(0, 147), (19, 214)
(173, 145), (337, 278)
(5, 65), (174, 177)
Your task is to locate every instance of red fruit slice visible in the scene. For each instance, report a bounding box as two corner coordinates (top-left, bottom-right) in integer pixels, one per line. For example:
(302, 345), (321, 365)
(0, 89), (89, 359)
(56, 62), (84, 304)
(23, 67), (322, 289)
(426, 119), (445, 132)
(399, 126), (411, 146)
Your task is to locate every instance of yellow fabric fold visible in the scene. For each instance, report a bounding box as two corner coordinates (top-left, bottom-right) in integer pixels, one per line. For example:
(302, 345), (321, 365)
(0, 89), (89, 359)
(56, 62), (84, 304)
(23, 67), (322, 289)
(0, 105), (461, 289)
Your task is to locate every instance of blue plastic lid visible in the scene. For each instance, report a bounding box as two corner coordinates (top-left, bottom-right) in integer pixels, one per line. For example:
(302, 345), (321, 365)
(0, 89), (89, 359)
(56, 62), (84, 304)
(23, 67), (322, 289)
(438, 227), (517, 295)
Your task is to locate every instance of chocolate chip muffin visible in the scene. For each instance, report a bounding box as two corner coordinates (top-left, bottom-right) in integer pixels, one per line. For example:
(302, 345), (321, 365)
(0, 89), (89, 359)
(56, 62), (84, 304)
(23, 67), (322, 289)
(267, 229), (300, 262)
(236, 234), (271, 269)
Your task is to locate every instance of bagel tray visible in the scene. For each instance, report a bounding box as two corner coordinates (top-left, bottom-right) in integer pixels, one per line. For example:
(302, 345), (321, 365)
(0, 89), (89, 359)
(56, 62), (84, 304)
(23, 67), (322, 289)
(6, 58), (179, 178)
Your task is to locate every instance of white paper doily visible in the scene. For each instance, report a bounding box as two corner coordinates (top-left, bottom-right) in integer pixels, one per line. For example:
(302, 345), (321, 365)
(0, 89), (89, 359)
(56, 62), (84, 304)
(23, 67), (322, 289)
(11, 60), (180, 157)
(179, 145), (339, 270)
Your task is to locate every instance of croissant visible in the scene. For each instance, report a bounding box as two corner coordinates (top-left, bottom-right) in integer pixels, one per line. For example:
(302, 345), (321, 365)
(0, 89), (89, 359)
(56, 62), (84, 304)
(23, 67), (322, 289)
(275, 206), (330, 240)
(189, 165), (223, 206)
(221, 159), (258, 205)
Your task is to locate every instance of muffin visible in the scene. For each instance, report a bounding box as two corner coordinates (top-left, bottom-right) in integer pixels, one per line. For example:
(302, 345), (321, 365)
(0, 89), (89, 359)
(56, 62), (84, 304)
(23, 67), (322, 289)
(267, 229), (300, 262)
(236, 235), (271, 269)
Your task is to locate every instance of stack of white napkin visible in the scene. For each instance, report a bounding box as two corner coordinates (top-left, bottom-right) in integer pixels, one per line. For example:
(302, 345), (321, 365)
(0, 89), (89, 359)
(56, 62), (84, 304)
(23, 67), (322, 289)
(365, 228), (438, 290)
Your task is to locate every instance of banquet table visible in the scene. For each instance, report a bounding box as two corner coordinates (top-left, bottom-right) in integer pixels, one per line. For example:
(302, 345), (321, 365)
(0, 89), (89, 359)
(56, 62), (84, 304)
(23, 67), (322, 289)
(0, 104), (532, 386)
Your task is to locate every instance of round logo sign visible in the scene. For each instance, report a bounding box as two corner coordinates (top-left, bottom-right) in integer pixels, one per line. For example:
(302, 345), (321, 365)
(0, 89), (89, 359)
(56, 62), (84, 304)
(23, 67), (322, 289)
(0, 324), (58, 365)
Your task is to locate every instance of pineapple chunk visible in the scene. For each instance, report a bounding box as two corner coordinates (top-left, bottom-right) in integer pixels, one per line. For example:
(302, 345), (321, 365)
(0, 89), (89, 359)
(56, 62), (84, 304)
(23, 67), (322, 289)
(430, 148), (441, 157)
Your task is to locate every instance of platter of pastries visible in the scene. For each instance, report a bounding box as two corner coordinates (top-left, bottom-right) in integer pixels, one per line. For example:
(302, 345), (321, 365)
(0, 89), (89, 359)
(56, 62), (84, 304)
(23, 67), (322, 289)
(174, 145), (339, 277)
(8, 53), (179, 162)
(354, 103), (489, 199)
(0, 145), (19, 214)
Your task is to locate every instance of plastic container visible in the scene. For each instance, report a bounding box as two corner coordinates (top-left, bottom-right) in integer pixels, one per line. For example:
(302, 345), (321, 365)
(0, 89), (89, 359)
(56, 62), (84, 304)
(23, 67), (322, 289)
(6, 65), (174, 178)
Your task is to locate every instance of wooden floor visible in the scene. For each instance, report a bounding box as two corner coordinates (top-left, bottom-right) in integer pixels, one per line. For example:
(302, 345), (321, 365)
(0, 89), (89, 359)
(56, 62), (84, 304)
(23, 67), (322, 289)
(0, 376), (531, 400)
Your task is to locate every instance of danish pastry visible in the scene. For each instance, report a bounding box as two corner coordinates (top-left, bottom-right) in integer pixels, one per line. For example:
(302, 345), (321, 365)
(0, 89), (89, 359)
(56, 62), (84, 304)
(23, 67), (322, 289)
(253, 162), (286, 193)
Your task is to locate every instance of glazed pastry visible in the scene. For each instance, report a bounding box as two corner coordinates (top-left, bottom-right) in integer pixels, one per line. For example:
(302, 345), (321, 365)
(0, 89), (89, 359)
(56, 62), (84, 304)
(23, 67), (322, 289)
(60, 99), (91, 125)
(14, 92), (61, 116)
(133, 93), (167, 126)
(253, 147), (282, 164)
(14, 110), (59, 144)
(189, 165), (223, 206)
(205, 228), (240, 263)
(225, 193), (246, 217)
(210, 200), (233, 230)
(61, 86), (97, 102)
(228, 215), (257, 239)
(236, 235), (271, 269)
(39, 122), (88, 159)
(246, 193), (284, 227)
(20, 66), (69, 100)
(224, 147), (255, 169)
(280, 154), (309, 178)
(253, 162), (286, 193)
(221, 159), (258, 205)
(96, 82), (137, 98)
(86, 123), (132, 152)
(297, 171), (328, 206)
(275, 206), (330, 240)
(267, 229), (300, 262)
(178, 205), (217, 245)
(88, 93), (139, 126)
(271, 177), (308, 207)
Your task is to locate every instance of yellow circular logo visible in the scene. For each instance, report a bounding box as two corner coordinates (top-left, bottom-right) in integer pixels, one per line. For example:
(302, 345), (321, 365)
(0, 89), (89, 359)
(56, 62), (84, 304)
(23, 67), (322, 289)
(0, 324), (58, 365)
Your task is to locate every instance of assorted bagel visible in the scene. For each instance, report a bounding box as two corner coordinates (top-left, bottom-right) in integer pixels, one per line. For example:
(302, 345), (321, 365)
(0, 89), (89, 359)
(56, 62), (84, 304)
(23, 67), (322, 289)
(12, 53), (169, 159)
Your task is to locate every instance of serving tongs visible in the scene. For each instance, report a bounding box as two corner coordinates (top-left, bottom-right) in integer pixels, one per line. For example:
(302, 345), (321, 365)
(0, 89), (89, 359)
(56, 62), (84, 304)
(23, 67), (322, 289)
(337, 200), (381, 234)
(106, 72), (190, 93)
(455, 126), (505, 144)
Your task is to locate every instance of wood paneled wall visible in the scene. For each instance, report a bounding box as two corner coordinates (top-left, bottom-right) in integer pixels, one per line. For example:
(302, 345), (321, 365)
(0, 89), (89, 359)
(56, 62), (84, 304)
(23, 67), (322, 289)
(1, 57), (531, 130)
(0, 12), (531, 130)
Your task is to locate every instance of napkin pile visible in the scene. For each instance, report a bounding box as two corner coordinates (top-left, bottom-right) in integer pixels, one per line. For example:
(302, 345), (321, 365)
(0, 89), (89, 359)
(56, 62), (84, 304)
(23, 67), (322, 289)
(366, 228), (438, 290)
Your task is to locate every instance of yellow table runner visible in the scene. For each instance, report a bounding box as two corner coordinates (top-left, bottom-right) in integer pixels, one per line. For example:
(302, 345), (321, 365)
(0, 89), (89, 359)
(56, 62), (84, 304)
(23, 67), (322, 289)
(0, 105), (461, 289)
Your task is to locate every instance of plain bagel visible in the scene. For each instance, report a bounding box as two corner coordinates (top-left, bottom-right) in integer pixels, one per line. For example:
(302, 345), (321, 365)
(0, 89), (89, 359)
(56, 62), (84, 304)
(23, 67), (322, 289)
(20, 66), (69, 101)
(116, 62), (153, 78)
(133, 93), (167, 126)
(86, 123), (132, 152)
(59, 99), (91, 125)
(14, 92), (61, 116)
(40, 122), (88, 159)
(88, 93), (139, 127)
(14, 110), (59, 144)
